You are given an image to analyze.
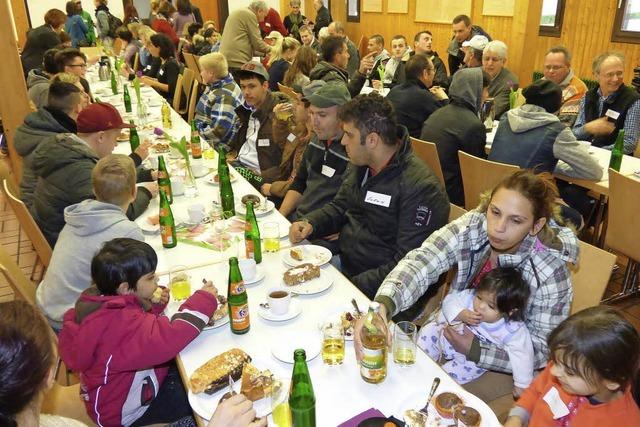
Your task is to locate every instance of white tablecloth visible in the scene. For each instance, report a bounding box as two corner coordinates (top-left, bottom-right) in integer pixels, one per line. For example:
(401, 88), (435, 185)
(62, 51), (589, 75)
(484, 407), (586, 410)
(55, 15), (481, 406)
(88, 66), (501, 427)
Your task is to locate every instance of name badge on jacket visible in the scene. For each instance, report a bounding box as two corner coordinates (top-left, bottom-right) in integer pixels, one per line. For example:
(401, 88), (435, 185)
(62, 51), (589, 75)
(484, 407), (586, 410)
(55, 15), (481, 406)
(158, 68), (165, 76)
(365, 191), (391, 207)
(605, 109), (620, 121)
(542, 387), (570, 419)
(321, 164), (335, 177)
(258, 139), (270, 147)
(287, 133), (296, 142)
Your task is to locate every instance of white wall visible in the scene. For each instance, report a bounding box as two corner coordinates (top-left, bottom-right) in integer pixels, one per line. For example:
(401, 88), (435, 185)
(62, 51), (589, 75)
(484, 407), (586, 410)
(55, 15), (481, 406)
(26, 0), (124, 27)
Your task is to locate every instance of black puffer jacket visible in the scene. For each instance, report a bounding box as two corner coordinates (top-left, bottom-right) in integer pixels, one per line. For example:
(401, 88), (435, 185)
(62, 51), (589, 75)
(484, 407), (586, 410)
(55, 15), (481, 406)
(31, 133), (152, 247)
(305, 126), (450, 298)
(309, 61), (366, 98)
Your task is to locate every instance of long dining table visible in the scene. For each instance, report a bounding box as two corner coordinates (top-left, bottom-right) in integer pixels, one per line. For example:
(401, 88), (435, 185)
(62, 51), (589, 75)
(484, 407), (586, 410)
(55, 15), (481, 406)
(87, 62), (502, 427)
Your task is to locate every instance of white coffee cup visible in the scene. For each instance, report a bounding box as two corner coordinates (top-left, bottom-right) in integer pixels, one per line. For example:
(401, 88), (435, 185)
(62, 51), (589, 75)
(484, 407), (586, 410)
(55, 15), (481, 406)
(238, 258), (257, 281)
(191, 163), (209, 178)
(172, 177), (185, 196)
(267, 287), (291, 315)
(146, 154), (159, 169)
(187, 203), (206, 223)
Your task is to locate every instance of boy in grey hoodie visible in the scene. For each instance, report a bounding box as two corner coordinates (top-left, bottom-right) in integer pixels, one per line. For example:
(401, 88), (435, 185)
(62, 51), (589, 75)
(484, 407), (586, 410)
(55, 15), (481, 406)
(36, 154), (144, 330)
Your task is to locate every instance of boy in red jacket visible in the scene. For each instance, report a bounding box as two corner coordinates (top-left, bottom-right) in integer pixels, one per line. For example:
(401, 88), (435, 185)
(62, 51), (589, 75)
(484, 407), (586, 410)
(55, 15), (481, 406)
(59, 238), (218, 427)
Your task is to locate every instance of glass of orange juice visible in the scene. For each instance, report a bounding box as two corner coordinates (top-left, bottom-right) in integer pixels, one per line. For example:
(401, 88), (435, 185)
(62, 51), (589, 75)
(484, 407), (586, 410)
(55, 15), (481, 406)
(169, 265), (191, 301)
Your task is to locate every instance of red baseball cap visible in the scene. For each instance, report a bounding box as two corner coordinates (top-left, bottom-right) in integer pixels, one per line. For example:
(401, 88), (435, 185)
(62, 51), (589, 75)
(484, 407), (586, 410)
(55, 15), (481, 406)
(76, 102), (134, 133)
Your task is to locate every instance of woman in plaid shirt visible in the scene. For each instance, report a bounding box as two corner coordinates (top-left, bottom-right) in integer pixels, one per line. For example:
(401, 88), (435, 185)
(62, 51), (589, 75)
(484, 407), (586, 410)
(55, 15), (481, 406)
(356, 171), (578, 395)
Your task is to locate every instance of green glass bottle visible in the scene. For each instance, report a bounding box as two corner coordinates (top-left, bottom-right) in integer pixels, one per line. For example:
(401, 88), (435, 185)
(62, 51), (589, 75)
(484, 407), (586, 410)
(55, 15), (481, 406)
(608, 129), (625, 172)
(219, 163), (235, 219)
(129, 121), (140, 152)
(227, 257), (250, 334)
(159, 189), (177, 248)
(217, 145), (226, 170)
(157, 155), (173, 204)
(289, 349), (316, 427)
(244, 201), (262, 264)
(190, 120), (203, 159)
(110, 69), (118, 95)
(123, 84), (132, 112)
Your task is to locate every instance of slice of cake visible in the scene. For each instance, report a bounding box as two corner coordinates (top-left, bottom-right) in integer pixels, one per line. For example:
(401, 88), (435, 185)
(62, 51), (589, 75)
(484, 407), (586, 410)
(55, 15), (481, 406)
(240, 363), (274, 401)
(283, 263), (320, 286)
(189, 348), (251, 394)
(290, 247), (304, 261)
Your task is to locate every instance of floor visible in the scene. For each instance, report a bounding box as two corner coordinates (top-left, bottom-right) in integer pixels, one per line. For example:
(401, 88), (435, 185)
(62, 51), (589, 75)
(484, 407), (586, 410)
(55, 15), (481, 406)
(1, 161), (639, 330)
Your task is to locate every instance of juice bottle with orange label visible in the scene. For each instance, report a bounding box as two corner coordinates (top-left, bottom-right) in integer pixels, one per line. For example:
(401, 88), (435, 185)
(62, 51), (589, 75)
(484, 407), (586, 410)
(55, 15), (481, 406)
(159, 189), (177, 248)
(227, 257), (250, 334)
(190, 120), (202, 159)
(157, 155), (172, 204)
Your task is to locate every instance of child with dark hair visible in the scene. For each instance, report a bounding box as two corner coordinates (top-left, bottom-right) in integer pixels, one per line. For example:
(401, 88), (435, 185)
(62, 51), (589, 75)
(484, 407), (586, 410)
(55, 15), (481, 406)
(505, 306), (640, 427)
(58, 238), (219, 427)
(418, 267), (534, 396)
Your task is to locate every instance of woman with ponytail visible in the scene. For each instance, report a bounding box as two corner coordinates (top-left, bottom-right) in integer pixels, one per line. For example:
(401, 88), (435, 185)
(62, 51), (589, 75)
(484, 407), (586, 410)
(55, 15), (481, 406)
(356, 170), (579, 404)
(267, 36), (301, 90)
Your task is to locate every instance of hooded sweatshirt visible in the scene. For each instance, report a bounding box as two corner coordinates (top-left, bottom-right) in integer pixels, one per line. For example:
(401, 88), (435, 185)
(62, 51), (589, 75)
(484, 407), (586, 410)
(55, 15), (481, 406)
(36, 199), (144, 329)
(309, 61), (367, 98)
(59, 287), (217, 427)
(26, 69), (51, 108)
(14, 107), (77, 210)
(489, 104), (603, 181)
(420, 68), (487, 206)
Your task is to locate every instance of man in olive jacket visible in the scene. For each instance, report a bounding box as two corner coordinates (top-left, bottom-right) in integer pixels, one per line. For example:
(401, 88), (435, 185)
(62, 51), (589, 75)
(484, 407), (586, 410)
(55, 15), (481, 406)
(289, 94), (449, 298)
(31, 103), (156, 247)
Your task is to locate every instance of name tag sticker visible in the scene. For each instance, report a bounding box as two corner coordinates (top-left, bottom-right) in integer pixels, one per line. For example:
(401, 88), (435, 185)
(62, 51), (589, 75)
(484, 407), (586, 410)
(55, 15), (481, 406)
(287, 133), (296, 142)
(365, 191), (391, 208)
(258, 139), (270, 147)
(605, 109), (620, 120)
(158, 68), (165, 76)
(321, 165), (335, 177)
(543, 387), (570, 419)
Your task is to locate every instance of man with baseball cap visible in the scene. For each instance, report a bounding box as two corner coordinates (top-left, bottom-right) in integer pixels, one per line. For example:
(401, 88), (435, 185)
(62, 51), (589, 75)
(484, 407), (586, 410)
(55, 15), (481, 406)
(461, 34), (488, 68)
(31, 102), (157, 246)
(228, 61), (289, 183)
(279, 82), (351, 232)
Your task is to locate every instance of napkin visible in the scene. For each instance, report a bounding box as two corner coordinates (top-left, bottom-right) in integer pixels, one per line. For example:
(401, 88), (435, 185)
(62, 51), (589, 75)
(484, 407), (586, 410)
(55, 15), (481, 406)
(337, 408), (385, 427)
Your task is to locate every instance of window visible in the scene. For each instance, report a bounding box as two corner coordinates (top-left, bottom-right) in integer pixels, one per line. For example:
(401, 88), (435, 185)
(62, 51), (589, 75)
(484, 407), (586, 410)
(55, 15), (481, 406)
(539, 0), (566, 37)
(612, 0), (640, 43)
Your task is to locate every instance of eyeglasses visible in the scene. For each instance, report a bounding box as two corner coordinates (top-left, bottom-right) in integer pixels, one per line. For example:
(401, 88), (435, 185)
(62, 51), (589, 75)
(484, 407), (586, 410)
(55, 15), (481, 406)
(544, 65), (566, 71)
(68, 63), (87, 68)
(601, 71), (624, 79)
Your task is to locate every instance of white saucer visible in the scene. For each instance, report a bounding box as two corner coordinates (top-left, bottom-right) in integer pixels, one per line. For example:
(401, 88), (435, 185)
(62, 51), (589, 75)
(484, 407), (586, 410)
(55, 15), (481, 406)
(236, 200), (275, 217)
(139, 218), (159, 234)
(243, 266), (266, 285)
(281, 245), (332, 267)
(258, 299), (302, 322)
(271, 331), (321, 364)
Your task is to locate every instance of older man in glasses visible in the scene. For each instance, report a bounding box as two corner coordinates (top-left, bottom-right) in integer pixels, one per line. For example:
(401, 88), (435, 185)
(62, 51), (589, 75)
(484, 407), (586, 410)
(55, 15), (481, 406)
(542, 46), (587, 127)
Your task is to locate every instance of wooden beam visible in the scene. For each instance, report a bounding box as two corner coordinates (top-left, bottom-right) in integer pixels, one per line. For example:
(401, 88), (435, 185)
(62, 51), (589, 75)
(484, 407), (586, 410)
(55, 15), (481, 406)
(510, 0), (544, 86)
(0, 0), (30, 180)
(10, 0), (29, 47)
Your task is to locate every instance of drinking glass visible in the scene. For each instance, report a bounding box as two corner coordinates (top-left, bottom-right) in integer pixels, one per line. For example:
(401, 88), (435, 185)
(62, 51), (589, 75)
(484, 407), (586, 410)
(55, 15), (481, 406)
(263, 222), (280, 252)
(210, 204), (229, 252)
(393, 321), (417, 366)
(169, 265), (191, 301)
(321, 322), (345, 365)
(270, 379), (292, 427)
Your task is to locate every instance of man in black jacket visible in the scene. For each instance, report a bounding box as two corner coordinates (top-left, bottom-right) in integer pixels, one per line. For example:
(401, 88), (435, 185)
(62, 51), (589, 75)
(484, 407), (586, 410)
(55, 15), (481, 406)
(289, 93), (449, 299)
(447, 15), (491, 75)
(312, 0), (332, 36)
(412, 31), (449, 88)
(387, 54), (448, 138)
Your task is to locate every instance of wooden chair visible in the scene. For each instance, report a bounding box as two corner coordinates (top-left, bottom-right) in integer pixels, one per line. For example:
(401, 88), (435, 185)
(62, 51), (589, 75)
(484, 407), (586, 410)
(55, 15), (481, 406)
(357, 35), (369, 59)
(183, 52), (202, 84)
(570, 240), (616, 313)
(112, 38), (123, 57)
(409, 137), (445, 186)
(172, 73), (184, 113)
(448, 203), (467, 223)
(602, 169), (640, 302)
(42, 383), (96, 426)
(132, 51), (140, 73)
(187, 79), (200, 124)
(172, 68), (195, 116)
(458, 151), (519, 211)
(0, 162), (52, 280)
(0, 243), (36, 304)
(277, 82), (298, 99)
(79, 47), (102, 58)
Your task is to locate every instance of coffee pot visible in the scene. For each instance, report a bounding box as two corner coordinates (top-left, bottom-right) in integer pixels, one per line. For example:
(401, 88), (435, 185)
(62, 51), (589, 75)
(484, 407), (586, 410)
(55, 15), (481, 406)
(98, 56), (111, 81)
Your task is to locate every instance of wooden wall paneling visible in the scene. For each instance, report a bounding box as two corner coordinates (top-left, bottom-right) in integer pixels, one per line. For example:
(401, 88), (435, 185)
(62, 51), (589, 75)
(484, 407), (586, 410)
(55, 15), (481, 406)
(10, 0), (29, 47)
(191, 0), (220, 28)
(0, 0), (30, 180)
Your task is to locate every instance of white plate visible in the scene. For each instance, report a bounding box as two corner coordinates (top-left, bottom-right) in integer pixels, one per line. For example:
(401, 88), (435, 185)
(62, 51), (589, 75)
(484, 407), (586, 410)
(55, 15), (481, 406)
(148, 100), (163, 107)
(206, 173), (238, 185)
(281, 245), (332, 267)
(394, 386), (499, 427)
(203, 312), (230, 330)
(271, 331), (321, 364)
(281, 268), (333, 295)
(258, 299), (302, 322)
(139, 218), (159, 234)
(236, 200), (275, 217)
(191, 165), (210, 178)
(187, 356), (272, 421)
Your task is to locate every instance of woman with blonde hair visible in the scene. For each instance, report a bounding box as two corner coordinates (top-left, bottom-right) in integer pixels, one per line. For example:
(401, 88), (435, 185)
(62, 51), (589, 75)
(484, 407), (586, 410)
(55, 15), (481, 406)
(268, 36), (300, 90)
(283, 45), (317, 88)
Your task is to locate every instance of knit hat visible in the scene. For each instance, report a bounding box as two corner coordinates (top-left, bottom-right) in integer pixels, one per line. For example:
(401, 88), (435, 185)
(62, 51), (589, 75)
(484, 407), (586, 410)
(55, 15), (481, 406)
(523, 79), (562, 113)
(76, 103), (134, 133)
(306, 82), (351, 108)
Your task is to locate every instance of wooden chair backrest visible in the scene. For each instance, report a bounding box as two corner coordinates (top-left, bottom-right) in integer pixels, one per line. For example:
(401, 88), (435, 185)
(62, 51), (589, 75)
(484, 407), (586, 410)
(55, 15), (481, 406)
(172, 73), (185, 112)
(183, 52), (203, 84)
(42, 383), (97, 426)
(79, 47), (102, 58)
(277, 83), (298, 99)
(634, 140), (640, 158)
(133, 51), (140, 73)
(0, 244), (36, 305)
(187, 79), (199, 124)
(569, 240), (616, 314)
(410, 137), (445, 186)
(448, 203), (467, 223)
(458, 151), (520, 210)
(605, 169), (640, 262)
(112, 38), (123, 57)
(0, 162), (52, 268)
(181, 67), (196, 101)
(357, 35), (369, 59)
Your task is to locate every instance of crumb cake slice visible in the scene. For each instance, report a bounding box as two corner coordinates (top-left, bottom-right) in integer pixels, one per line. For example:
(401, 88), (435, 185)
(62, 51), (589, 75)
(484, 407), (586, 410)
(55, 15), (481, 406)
(283, 263), (320, 286)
